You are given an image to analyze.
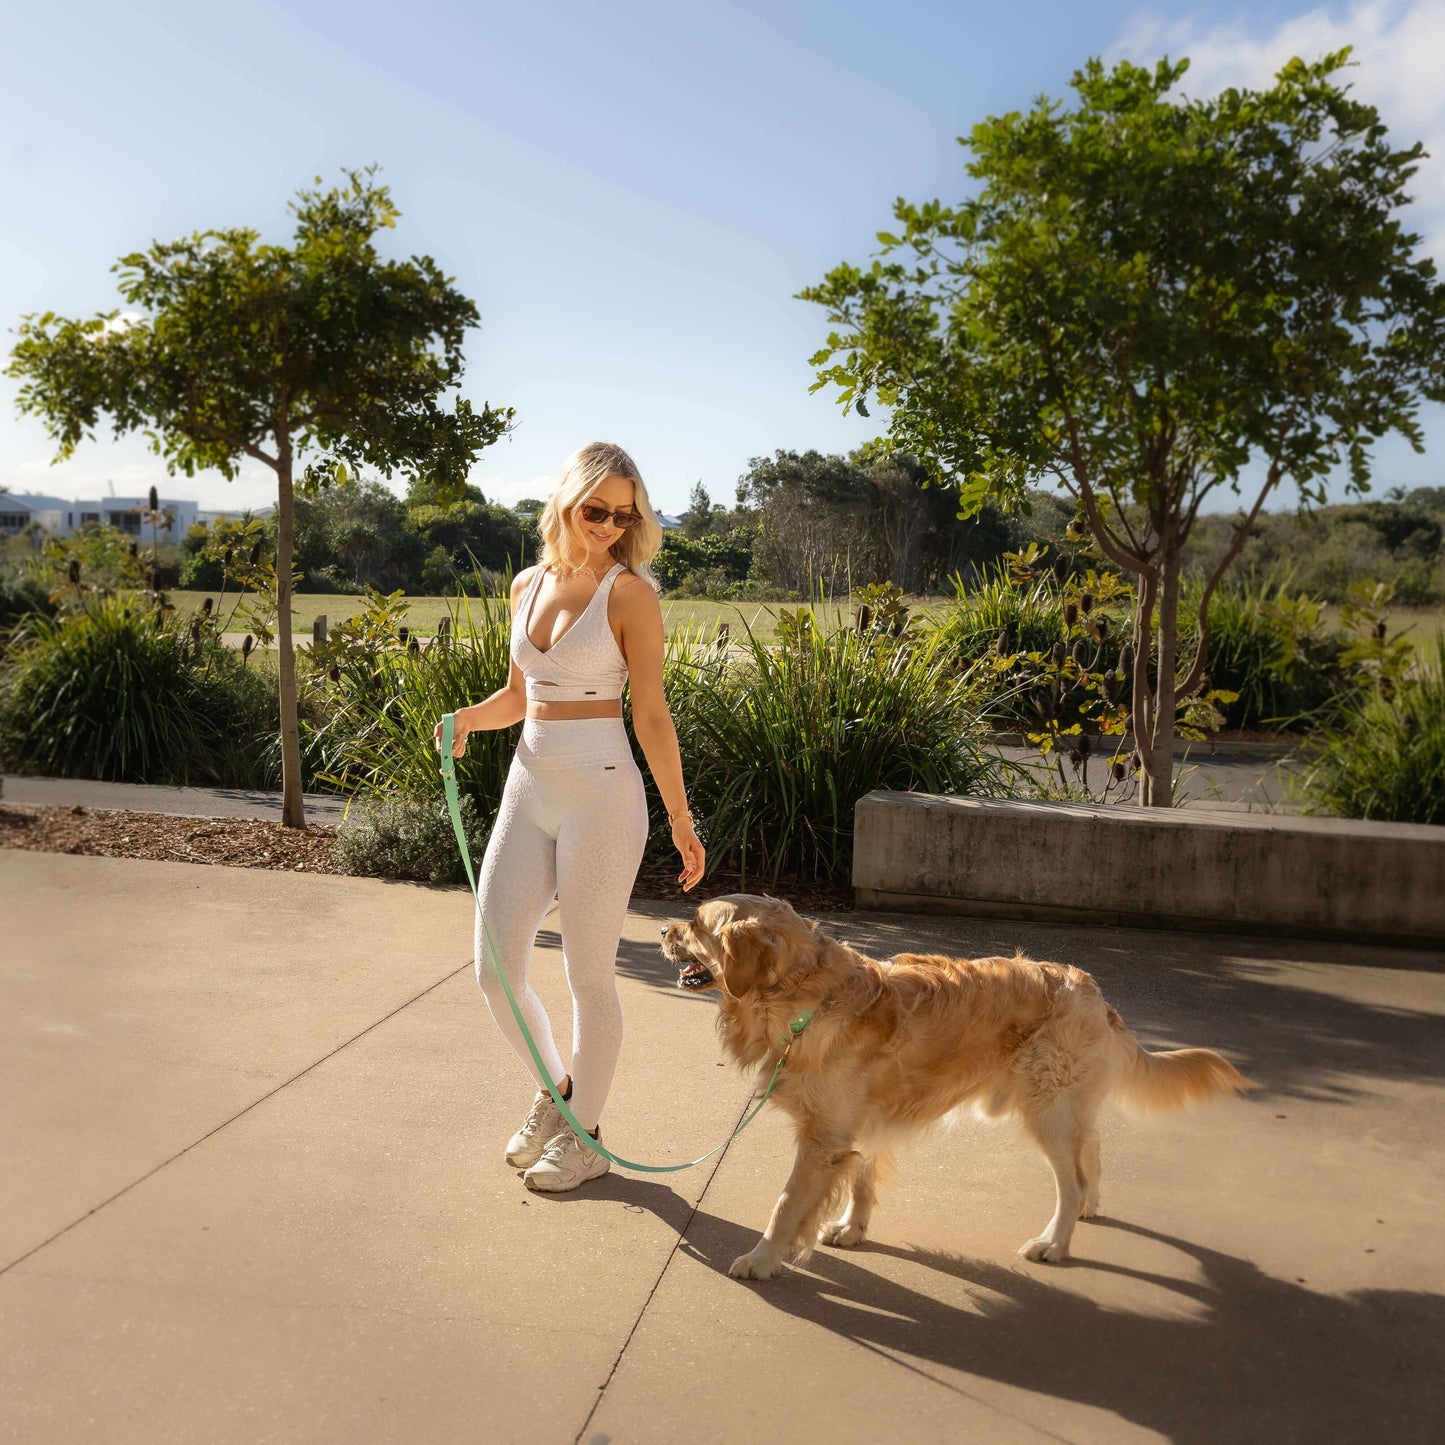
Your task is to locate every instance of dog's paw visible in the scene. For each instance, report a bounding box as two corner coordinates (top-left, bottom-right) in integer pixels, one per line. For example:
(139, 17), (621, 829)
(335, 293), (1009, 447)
(819, 1221), (866, 1248)
(1078, 1196), (1100, 1220)
(729, 1247), (782, 1280)
(1019, 1236), (1070, 1264)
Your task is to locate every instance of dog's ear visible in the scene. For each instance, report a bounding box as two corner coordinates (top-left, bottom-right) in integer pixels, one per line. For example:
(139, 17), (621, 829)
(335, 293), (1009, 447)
(718, 917), (776, 997)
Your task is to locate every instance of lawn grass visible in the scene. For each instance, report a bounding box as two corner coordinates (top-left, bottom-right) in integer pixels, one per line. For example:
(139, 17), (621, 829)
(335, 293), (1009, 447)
(165, 588), (1443, 652)
(1318, 603), (1444, 654)
(167, 589), (957, 641)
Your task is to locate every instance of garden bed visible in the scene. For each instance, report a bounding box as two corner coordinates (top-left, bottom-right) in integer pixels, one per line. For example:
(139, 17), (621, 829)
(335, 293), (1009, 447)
(0, 804), (855, 912)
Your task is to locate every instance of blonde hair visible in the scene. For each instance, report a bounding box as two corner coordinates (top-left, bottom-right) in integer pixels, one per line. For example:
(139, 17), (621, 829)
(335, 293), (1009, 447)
(538, 441), (664, 588)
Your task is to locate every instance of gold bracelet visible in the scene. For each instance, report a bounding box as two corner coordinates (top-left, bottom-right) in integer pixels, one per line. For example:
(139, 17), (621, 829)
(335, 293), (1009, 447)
(668, 808), (694, 825)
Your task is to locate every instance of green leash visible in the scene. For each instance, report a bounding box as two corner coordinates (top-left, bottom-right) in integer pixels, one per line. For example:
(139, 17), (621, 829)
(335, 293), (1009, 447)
(439, 711), (813, 1173)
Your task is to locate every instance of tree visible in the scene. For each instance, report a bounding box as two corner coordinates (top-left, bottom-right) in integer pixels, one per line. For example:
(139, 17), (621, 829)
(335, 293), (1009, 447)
(407, 498), (524, 575)
(680, 480), (714, 539)
(738, 449), (889, 594)
(801, 52), (1445, 804)
(9, 168), (511, 825)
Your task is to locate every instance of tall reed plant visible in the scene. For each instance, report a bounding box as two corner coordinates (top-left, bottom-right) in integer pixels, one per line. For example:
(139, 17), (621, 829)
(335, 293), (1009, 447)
(305, 582), (517, 823)
(1295, 636), (1445, 825)
(1189, 572), (1348, 732)
(936, 563), (1067, 665)
(654, 610), (998, 884)
(0, 596), (275, 783)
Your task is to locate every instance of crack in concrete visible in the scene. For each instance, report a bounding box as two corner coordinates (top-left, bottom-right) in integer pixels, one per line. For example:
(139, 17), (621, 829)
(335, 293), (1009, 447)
(0, 961), (471, 1278)
(573, 1091), (753, 1445)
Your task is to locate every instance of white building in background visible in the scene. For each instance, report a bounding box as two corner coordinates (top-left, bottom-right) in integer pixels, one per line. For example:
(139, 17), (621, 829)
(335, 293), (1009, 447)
(195, 504), (273, 529)
(0, 493), (70, 536)
(0, 492), (202, 540)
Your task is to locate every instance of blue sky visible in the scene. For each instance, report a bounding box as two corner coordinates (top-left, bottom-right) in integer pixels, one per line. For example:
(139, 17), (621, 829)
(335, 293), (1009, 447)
(2, 1), (1441, 518)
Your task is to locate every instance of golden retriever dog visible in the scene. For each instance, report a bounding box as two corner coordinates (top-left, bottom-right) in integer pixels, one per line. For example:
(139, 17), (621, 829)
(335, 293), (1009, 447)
(661, 894), (1250, 1280)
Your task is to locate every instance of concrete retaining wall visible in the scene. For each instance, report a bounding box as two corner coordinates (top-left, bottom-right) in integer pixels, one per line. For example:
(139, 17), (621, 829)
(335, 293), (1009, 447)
(852, 792), (1445, 945)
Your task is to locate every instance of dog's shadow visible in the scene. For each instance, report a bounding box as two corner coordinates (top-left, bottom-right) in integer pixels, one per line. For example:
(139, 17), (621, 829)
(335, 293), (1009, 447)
(589, 1177), (1441, 1444)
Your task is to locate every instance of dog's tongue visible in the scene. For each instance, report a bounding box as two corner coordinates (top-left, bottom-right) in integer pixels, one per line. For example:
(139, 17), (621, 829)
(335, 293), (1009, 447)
(677, 962), (714, 990)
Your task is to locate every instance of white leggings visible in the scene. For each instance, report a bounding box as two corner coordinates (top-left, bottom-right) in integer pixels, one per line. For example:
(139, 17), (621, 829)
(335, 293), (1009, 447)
(474, 718), (649, 1131)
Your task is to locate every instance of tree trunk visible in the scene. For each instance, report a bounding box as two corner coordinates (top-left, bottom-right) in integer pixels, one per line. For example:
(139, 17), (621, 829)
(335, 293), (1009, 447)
(1129, 567), (1156, 800)
(275, 436), (306, 830)
(1141, 539), (1181, 808)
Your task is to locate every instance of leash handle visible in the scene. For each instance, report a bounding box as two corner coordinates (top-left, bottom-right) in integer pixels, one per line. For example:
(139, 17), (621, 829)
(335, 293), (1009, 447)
(439, 712), (800, 1173)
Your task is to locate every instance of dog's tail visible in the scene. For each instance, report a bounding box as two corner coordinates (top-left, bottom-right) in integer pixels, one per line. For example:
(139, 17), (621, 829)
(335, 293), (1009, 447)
(1107, 1009), (1252, 1113)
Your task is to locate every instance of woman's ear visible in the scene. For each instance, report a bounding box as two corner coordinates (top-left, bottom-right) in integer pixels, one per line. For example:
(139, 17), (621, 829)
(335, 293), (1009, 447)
(719, 918), (775, 997)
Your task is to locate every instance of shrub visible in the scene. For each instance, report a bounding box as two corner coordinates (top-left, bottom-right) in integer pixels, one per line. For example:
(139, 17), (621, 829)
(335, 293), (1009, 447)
(653, 528), (755, 591)
(0, 571), (58, 644)
(0, 597), (275, 784)
(1195, 574), (1349, 732)
(936, 557), (1131, 734)
(298, 564), (366, 595)
(655, 607), (998, 883)
(335, 788), (491, 884)
(1295, 637), (1445, 825)
(937, 563), (1068, 663)
(944, 557), (1356, 737)
(304, 580), (516, 823)
(309, 576), (1004, 888)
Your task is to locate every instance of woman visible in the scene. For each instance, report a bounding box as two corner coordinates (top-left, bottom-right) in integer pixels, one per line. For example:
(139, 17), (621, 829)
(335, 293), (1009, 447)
(434, 441), (705, 1193)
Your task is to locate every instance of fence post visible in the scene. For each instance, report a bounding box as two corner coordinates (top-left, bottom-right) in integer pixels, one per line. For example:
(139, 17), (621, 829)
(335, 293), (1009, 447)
(312, 615), (327, 645)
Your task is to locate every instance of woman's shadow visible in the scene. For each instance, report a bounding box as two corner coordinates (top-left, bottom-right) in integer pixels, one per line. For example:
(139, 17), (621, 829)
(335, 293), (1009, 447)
(580, 1176), (1442, 1445)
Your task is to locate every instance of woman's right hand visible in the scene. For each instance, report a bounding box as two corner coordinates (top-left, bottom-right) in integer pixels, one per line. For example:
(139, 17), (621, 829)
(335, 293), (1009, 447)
(434, 714), (470, 758)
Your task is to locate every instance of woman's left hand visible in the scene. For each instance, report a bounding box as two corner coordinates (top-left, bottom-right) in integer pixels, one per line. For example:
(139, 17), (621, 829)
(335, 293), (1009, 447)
(673, 820), (705, 892)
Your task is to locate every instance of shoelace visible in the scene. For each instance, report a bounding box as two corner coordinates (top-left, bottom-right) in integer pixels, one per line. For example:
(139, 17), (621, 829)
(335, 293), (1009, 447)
(524, 1096), (559, 1132)
(540, 1131), (588, 1164)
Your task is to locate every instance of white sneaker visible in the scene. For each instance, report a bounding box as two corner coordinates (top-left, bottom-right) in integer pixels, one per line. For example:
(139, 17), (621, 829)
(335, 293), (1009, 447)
(505, 1090), (565, 1169)
(522, 1125), (611, 1193)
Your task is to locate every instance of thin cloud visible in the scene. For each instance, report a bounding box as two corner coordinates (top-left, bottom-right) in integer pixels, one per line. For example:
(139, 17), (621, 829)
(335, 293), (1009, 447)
(474, 473), (556, 507)
(1111, 1), (1445, 259)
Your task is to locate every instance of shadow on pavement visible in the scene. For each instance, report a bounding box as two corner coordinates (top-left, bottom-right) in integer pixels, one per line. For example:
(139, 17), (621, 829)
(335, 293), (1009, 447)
(668, 1209), (1442, 1444)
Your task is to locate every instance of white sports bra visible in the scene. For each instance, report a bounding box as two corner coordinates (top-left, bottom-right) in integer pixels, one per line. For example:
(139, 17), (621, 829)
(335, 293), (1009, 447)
(511, 563), (630, 703)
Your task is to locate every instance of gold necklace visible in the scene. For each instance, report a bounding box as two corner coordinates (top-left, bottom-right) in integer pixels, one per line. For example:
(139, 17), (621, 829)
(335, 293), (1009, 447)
(550, 563), (603, 581)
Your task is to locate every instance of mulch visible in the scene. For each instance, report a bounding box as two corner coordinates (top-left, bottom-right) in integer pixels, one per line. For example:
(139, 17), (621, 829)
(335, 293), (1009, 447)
(0, 804), (344, 873)
(0, 803), (856, 912)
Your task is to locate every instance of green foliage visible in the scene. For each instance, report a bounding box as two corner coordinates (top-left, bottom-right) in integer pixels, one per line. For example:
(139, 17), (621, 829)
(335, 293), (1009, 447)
(406, 498), (524, 576)
(0, 571), (58, 644)
(652, 528), (756, 592)
(736, 448), (999, 597)
(803, 50), (1445, 803)
(6, 166), (514, 824)
(655, 609), (997, 884)
(804, 53), (1445, 512)
(1336, 580), (1419, 700)
(8, 169), (511, 492)
(1297, 636), (1445, 825)
(305, 580), (516, 820)
(335, 788), (491, 886)
(1185, 492), (1445, 606)
(1195, 574), (1349, 731)
(938, 563), (1066, 661)
(0, 597), (275, 784)
(938, 550), (1134, 733)
(849, 581), (925, 642)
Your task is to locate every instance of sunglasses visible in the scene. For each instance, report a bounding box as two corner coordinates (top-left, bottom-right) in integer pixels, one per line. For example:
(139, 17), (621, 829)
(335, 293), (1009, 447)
(578, 502), (642, 530)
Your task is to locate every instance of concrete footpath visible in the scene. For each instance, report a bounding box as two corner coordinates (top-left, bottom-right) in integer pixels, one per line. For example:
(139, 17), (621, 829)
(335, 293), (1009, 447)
(2, 774), (351, 824)
(2, 852), (1442, 1444)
